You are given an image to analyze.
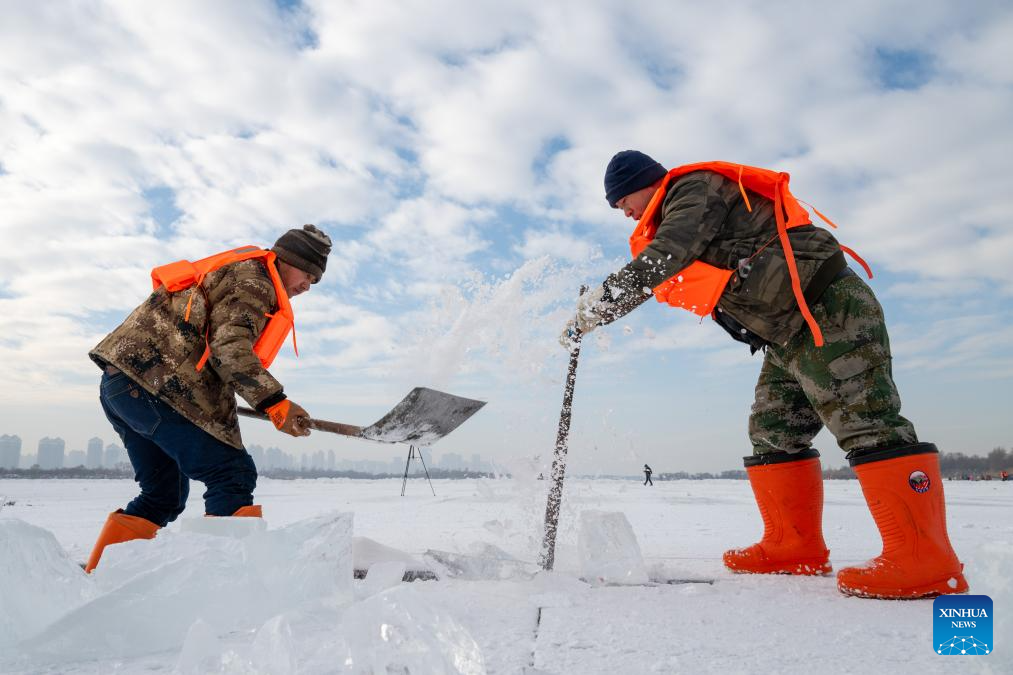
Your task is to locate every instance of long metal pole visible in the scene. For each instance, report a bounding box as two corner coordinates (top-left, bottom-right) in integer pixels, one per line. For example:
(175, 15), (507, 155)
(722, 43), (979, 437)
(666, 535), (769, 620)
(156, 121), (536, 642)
(539, 291), (586, 570)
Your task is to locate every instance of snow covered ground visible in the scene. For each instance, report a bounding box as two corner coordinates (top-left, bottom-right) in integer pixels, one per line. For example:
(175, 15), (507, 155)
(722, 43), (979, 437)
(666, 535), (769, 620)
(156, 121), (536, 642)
(1, 476), (1010, 674)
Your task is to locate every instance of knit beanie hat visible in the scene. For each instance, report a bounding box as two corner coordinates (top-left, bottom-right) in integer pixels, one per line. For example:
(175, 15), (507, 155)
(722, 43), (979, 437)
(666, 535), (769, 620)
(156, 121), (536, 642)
(604, 150), (667, 207)
(272, 224), (332, 283)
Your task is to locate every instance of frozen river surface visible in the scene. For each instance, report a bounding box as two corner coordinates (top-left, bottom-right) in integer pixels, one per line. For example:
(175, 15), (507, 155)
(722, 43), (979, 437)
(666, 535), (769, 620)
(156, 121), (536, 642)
(1, 477), (1010, 674)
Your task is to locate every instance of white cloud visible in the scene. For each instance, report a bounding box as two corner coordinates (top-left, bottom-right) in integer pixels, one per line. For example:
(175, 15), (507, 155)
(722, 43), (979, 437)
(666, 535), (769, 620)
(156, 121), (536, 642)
(1, 0), (1011, 469)
(517, 231), (599, 263)
(366, 196), (493, 286)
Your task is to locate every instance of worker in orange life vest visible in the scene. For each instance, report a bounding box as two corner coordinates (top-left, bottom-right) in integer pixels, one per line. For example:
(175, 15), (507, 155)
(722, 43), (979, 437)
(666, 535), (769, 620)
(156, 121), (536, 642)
(83, 224), (331, 572)
(559, 151), (966, 599)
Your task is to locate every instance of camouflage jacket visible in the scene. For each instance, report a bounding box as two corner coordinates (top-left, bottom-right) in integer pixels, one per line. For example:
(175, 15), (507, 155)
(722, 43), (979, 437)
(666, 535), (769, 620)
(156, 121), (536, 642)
(602, 171), (846, 346)
(90, 258), (285, 449)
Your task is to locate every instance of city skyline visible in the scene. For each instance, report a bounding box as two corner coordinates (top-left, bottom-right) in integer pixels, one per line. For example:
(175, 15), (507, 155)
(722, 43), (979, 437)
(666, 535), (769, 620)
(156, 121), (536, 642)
(0, 431), (493, 474)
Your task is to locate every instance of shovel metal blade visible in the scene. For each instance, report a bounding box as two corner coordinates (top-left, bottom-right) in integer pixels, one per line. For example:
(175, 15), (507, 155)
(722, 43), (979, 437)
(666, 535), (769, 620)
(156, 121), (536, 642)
(360, 387), (486, 445)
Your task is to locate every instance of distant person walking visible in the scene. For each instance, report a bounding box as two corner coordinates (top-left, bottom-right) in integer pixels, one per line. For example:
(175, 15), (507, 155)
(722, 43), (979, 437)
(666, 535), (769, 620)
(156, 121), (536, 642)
(558, 150), (966, 599)
(1002, 470), (1009, 482)
(84, 225), (331, 573)
(643, 464), (653, 486)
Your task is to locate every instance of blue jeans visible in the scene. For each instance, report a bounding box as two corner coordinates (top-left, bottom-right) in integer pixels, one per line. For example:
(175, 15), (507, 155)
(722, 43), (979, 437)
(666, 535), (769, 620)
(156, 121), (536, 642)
(99, 370), (257, 526)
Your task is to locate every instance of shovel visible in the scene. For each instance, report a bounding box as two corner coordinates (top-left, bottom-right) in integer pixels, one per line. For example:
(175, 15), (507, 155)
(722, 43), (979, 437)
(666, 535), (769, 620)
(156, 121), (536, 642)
(238, 387), (486, 445)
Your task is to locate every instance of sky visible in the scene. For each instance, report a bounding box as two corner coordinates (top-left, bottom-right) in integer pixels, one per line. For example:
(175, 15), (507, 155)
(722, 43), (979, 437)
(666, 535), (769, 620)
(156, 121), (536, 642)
(1, 0), (1011, 475)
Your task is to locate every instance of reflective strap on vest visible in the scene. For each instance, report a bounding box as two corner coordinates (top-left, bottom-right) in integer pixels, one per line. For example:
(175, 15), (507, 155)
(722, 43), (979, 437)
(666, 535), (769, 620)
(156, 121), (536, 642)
(183, 272), (207, 323)
(195, 334), (212, 371)
(737, 164), (752, 212)
(773, 180), (823, 346)
(799, 199), (874, 280)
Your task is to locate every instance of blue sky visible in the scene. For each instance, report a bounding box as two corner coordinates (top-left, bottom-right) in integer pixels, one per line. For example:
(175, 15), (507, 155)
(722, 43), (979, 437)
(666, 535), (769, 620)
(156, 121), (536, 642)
(1, 0), (1011, 474)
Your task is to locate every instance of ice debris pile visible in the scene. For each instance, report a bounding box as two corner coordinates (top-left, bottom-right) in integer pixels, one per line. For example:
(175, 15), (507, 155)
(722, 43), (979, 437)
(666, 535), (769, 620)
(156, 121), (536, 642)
(0, 513), (487, 674)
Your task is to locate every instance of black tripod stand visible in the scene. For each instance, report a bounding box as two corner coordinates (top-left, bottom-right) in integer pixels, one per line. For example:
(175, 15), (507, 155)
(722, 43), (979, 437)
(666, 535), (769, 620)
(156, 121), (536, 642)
(400, 444), (436, 496)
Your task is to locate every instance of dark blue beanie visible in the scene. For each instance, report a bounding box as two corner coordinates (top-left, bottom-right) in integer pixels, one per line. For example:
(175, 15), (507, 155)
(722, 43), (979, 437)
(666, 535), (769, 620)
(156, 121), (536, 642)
(604, 150), (667, 207)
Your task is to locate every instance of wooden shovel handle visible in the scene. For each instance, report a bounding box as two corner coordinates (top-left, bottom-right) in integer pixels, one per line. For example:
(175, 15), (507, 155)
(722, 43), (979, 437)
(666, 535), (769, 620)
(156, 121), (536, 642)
(236, 406), (363, 438)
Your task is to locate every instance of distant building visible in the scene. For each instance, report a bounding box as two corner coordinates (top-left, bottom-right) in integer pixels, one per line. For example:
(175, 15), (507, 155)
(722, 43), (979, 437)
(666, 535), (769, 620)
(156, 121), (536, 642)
(66, 450), (87, 467)
(87, 437), (104, 468)
(0, 434), (22, 469)
(248, 444), (265, 467)
(104, 443), (124, 468)
(343, 459), (377, 474)
(38, 437), (66, 469)
(265, 446), (292, 471)
(440, 452), (464, 471)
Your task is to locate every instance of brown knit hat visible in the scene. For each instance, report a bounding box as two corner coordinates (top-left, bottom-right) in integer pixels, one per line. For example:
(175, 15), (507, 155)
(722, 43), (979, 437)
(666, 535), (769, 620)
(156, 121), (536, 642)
(272, 224), (332, 283)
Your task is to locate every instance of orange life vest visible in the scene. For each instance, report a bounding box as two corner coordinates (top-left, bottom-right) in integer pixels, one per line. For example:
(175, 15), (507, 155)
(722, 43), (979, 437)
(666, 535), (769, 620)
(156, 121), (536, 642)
(150, 245), (297, 371)
(628, 162), (871, 347)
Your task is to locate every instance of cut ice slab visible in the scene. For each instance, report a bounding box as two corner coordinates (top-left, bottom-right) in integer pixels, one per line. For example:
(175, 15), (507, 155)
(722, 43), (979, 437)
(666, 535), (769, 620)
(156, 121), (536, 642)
(424, 543), (537, 581)
(174, 618), (224, 675)
(341, 585), (485, 674)
(178, 513), (267, 538)
(578, 511), (649, 586)
(353, 536), (437, 582)
(358, 561), (410, 599)
(0, 519), (95, 649)
(361, 387), (486, 445)
(16, 512), (353, 663)
(20, 544), (270, 662)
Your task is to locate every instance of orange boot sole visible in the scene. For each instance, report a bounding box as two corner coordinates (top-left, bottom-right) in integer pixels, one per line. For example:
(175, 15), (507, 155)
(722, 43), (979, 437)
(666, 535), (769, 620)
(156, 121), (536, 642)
(724, 545), (832, 575)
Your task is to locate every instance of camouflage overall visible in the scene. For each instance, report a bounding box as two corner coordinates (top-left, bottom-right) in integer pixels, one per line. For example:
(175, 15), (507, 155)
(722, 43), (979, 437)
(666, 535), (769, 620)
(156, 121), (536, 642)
(748, 273), (918, 456)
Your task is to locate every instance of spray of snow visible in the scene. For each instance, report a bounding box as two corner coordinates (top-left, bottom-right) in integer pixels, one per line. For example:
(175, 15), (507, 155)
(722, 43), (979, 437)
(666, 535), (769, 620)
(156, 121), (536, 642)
(398, 254), (614, 387)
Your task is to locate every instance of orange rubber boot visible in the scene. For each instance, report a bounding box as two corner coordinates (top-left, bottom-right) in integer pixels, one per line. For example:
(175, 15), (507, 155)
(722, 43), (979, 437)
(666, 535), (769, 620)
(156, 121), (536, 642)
(723, 450), (832, 575)
(837, 444), (968, 599)
(84, 510), (159, 573)
(204, 505), (263, 517)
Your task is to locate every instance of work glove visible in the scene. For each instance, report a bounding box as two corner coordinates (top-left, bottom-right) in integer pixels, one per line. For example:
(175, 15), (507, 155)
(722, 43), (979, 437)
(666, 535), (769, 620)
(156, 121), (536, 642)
(558, 286), (607, 351)
(265, 399), (311, 437)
